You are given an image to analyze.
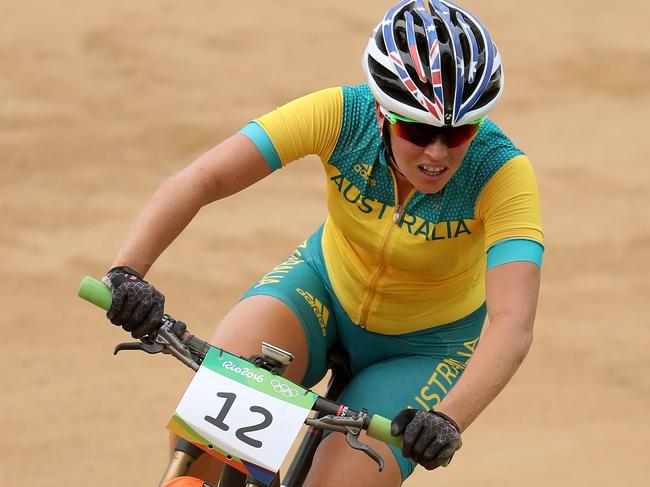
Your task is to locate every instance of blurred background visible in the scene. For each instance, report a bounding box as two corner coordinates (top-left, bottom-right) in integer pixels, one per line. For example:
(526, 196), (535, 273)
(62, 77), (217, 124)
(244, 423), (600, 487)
(2, 0), (648, 485)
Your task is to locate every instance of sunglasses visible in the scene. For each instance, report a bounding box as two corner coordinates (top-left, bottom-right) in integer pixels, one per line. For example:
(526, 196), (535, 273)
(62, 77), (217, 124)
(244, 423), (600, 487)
(380, 107), (484, 149)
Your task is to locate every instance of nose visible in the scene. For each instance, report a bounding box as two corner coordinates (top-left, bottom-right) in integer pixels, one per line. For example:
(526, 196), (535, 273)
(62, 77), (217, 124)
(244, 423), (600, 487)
(423, 136), (449, 158)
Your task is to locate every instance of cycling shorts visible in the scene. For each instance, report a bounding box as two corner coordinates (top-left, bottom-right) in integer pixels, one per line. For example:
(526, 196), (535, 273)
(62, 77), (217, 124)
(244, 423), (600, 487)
(241, 225), (485, 479)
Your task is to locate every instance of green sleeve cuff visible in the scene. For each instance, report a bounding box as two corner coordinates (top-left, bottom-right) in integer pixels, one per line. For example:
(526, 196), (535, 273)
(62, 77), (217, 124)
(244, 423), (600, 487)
(238, 121), (282, 171)
(487, 239), (544, 269)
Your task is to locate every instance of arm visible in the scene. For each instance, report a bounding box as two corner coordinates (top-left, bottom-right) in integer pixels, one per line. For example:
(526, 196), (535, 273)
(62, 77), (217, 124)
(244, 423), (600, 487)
(435, 260), (541, 431)
(111, 134), (271, 275)
(104, 89), (344, 337)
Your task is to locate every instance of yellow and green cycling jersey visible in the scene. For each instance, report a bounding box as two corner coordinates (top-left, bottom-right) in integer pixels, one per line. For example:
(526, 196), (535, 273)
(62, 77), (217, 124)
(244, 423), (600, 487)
(240, 84), (544, 334)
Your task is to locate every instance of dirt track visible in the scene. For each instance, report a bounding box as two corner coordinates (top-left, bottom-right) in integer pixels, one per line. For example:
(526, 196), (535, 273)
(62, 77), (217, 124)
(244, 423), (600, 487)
(2, 1), (649, 485)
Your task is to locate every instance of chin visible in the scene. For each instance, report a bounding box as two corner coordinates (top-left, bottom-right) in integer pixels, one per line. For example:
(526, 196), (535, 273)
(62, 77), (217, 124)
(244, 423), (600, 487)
(415, 179), (447, 195)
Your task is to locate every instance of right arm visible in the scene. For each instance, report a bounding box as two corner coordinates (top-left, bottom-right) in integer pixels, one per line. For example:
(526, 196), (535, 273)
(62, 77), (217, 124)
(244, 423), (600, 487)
(105, 88), (343, 336)
(111, 133), (271, 275)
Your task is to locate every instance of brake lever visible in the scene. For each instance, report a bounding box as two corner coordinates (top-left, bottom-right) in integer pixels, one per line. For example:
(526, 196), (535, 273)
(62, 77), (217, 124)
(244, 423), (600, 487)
(114, 339), (165, 355)
(345, 430), (384, 471)
(305, 414), (364, 433)
(112, 318), (201, 371)
(156, 324), (200, 370)
(304, 414), (384, 471)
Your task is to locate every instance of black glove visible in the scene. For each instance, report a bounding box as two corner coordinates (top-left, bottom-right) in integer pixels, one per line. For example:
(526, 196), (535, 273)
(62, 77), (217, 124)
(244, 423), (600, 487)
(101, 266), (165, 339)
(391, 408), (462, 470)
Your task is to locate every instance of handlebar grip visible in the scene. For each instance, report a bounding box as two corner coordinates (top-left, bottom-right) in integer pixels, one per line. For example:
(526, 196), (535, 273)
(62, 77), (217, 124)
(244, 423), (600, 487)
(367, 414), (402, 449)
(78, 276), (113, 311)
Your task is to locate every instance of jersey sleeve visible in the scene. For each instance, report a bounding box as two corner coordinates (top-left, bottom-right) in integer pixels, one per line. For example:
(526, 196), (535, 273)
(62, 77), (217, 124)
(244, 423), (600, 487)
(476, 154), (544, 259)
(238, 87), (344, 171)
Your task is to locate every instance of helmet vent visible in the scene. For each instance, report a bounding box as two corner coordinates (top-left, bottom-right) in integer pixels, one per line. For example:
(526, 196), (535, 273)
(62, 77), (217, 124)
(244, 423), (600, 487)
(433, 19), (449, 44)
(440, 51), (455, 116)
(471, 66), (502, 111)
(375, 28), (388, 56)
(368, 57), (422, 109)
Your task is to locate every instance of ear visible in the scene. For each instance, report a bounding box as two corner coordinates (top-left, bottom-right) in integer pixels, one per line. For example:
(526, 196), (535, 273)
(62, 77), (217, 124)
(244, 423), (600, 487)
(375, 101), (385, 124)
(375, 101), (385, 132)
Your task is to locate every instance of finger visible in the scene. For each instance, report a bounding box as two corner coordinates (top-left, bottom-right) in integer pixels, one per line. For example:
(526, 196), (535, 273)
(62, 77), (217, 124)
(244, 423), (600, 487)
(391, 408), (418, 436)
(422, 442), (455, 470)
(437, 444), (457, 466)
(106, 287), (126, 322)
(115, 294), (141, 331)
(412, 428), (437, 459)
(132, 300), (163, 338)
(109, 289), (137, 326)
(128, 293), (153, 327)
(421, 457), (442, 471)
(402, 412), (426, 458)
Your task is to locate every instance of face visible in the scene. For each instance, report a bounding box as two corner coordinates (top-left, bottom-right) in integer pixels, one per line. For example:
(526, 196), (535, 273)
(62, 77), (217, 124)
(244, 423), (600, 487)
(376, 104), (473, 194)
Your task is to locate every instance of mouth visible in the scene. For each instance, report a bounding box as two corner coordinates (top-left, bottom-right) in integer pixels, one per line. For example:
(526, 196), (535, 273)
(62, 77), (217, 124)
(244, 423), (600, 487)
(418, 165), (447, 177)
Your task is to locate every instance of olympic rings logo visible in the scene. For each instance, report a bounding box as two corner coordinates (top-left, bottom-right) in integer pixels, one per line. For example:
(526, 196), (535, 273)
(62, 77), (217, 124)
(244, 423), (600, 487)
(271, 379), (299, 397)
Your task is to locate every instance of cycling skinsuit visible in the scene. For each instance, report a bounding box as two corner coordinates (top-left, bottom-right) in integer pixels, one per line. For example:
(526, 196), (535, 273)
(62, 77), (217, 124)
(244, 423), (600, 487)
(238, 84), (544, 478)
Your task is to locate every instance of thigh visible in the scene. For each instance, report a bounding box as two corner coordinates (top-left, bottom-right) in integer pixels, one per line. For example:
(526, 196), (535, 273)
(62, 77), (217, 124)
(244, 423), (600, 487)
(172, 295), (309, 482)
(305, 431), (402, 487)
(177, 247), (336, 482)
(232, 245), (338, 387)
(209, 294), (310, 384)
(333, 351), (476, 481)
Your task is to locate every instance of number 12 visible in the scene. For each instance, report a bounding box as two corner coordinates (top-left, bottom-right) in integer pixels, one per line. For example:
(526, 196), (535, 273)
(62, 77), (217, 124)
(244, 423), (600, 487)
(204, 392), (273, 448)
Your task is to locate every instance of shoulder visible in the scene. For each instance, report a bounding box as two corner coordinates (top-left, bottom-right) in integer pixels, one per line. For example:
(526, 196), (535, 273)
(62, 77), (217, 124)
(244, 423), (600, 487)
(452, 121), (526, 191)
(330, 83), (382, 160)
(468, 122), (537, 192)
(340, 83), (375, 108)
(339, 83), (377, 132)
(440, 121), (528, 219)
(465, 120), (525, 176)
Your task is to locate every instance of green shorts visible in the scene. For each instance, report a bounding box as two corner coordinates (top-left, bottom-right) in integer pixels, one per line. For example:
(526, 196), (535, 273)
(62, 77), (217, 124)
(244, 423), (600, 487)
(242, 226), (485, 479)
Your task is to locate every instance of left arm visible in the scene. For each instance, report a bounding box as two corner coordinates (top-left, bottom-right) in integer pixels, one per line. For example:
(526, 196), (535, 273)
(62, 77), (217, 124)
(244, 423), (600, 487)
(435, 260), (541, 431)
(391, 155), (543, 467)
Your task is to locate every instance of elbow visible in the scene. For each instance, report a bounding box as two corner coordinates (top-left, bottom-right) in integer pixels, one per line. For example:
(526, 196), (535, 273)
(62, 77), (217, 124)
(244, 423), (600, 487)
(496, 316), (535, 364)
(489, 311), (536, 362)
(516, 327), (534, 363)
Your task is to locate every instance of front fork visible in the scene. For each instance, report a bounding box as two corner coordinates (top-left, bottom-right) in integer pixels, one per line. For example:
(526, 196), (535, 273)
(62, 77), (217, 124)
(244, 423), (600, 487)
(158, 438), (204, 486)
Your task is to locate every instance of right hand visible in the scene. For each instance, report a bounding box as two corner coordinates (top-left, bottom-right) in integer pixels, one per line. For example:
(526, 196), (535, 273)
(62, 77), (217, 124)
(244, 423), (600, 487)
(101, 266), (165, 338)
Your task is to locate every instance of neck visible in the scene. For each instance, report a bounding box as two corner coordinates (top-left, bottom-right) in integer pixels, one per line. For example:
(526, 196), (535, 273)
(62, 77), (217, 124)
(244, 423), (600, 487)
(387, 151), (406, 178)
(388, 154), (414, 202)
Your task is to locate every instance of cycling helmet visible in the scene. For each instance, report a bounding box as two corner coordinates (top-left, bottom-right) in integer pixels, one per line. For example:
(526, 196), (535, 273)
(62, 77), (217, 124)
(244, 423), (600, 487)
(363, 0), (504, 126)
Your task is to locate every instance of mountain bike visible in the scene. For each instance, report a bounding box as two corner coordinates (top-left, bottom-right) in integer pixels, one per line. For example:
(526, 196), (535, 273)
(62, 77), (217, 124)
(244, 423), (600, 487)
(78, 276), (402, 487)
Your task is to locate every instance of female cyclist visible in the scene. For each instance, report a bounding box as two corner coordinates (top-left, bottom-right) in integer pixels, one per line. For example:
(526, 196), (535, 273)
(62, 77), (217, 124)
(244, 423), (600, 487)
(102, 0), (543, 485)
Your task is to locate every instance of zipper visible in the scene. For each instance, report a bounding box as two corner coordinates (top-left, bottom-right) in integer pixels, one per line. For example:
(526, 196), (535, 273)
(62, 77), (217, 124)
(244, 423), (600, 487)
(393, 203), (403, 224)
(358, 168), (415, 328)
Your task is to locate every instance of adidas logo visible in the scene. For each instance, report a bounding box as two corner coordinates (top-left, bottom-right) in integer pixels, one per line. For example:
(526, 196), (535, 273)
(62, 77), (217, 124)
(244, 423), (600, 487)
(353, 163), (377, 186)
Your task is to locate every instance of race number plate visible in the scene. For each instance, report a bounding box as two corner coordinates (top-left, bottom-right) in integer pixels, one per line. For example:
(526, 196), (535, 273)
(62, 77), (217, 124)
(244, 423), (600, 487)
(168, 347), (317, 485)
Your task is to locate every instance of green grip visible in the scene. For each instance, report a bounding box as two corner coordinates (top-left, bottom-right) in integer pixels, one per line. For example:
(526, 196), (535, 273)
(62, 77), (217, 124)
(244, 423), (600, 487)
(367, 414), (402, 448)
(78, 276), (113, 310)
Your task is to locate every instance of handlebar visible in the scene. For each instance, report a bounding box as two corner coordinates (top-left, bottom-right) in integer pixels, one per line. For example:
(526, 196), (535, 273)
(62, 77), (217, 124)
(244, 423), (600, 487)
(78, 276), (401, 453)
(79, 275), (112, 310)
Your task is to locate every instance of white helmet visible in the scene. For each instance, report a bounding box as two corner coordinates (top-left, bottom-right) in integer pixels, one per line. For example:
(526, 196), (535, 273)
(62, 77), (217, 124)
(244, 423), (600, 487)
(363, 0), (504, 126)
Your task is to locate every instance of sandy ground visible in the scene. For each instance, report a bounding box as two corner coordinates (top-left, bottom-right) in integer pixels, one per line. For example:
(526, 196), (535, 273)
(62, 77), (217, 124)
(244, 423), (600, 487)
(2, 1), (649, 485)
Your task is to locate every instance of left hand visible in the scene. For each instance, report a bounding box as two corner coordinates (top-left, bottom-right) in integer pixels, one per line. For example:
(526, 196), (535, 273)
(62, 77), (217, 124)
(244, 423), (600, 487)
(391, 408), (462, 470)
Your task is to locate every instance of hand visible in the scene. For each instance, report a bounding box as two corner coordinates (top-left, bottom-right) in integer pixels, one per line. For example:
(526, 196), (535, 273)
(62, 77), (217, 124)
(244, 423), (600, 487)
(101, 266), (165, 339)
(391, 408), (462, 470)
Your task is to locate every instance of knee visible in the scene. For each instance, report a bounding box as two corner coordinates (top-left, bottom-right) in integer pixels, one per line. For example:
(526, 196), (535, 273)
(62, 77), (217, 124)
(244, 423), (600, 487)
(209, 295), (310, 384)
(304, 433), (402, 487)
